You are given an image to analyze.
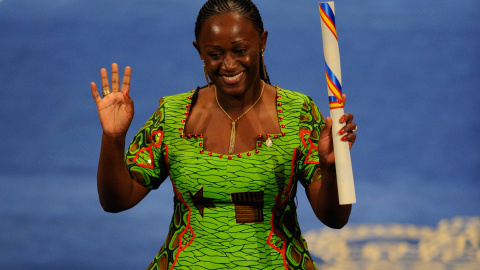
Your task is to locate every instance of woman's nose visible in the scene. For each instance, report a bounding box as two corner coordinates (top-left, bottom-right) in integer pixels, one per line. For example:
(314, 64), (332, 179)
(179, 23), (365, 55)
(222, 54), (237, 70)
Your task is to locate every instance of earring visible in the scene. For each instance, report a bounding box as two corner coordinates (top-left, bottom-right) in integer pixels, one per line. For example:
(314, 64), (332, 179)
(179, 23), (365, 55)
(203, 60), (210, 86)
(261, 50), (267, 80)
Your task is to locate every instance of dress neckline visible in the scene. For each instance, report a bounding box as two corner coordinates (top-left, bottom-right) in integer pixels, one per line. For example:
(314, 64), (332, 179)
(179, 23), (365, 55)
(177, 85), (287, 158)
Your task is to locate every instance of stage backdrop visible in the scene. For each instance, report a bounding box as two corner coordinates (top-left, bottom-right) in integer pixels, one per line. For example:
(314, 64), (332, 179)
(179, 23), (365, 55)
(0, 0), (479, 268)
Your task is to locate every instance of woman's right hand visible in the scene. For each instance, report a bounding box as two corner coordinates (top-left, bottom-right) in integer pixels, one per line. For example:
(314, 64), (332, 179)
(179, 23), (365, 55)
(91, 63), (134, 138)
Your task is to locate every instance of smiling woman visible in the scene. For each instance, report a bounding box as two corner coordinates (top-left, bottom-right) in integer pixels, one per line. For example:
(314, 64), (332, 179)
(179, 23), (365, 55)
(190, 11), (276, 155)
(89, 0), (357, 269)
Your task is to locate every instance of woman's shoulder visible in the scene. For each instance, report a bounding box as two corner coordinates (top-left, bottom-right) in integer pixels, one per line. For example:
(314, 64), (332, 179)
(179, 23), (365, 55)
(158, 88), (198, 105)
(154, 86), (210, 112)
(275, 85), (315, 104)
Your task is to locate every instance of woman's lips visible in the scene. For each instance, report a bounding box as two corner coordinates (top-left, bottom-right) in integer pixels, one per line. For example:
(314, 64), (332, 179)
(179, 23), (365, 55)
(221, 71), (244, 85)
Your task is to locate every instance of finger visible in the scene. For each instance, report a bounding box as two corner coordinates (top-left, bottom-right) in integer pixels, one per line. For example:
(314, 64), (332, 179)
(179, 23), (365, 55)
(342, 94), (347, 105)
(121, 66), (131, 95)
(340, 113), (354, 124)
(343, 121), (357, 133)
(339, 123), (354, 134)
(341, 132), (356, 149)
(344, 113), (354, 122)
(100, 68), (110, 93)
(111, 63), (119, 92)
(90, 82), (102, 103)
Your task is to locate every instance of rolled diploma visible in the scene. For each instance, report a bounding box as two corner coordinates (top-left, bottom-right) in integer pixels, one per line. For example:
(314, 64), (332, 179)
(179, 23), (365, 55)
(319, 1), (356, 204)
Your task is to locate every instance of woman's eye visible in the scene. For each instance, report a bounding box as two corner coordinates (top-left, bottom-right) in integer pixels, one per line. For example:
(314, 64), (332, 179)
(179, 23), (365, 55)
(235, 49), (247, 55)
(208, 52), (221, 59)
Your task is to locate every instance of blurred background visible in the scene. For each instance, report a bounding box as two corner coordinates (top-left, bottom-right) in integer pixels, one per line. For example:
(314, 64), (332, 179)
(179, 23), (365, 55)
(1, 0), (478, 268)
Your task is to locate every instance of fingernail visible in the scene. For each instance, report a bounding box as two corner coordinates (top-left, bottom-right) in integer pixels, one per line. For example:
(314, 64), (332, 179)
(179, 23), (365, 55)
(341, 136), (347, 141)
(126, 92), (129, 98)
(340, 116), (346, 123)
(339, 128), (345, 134)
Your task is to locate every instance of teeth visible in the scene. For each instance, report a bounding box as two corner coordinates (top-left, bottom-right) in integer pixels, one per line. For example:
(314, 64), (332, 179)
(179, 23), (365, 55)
(224, 72), (243, 82)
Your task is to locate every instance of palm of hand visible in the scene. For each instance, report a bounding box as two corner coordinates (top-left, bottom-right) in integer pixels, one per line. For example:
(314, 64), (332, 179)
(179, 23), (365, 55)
(91, 64), (134, 137)
(96, 93), (133, 136)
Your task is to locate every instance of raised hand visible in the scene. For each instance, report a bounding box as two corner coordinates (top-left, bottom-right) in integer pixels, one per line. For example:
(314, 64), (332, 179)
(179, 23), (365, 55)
(317, 94), (357, 165)
(91, 63), (134, 138)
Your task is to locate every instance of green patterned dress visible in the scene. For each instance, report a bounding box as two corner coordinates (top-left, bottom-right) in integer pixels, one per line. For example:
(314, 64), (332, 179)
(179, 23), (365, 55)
(125, 86), (325, 270)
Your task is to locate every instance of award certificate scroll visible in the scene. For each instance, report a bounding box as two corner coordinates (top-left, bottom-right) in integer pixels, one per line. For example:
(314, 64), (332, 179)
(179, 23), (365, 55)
(319, 1), (356, 204)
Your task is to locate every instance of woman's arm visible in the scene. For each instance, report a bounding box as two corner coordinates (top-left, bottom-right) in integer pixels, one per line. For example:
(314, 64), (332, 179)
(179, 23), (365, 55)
(307, 94), (356, 228)
(91, 63), (149, 213)
(96, 134), (149, 213)
(306, 162), (352, 229)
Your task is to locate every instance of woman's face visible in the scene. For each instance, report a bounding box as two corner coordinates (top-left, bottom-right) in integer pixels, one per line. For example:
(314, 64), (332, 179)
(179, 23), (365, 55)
(194, 12), (267, 97)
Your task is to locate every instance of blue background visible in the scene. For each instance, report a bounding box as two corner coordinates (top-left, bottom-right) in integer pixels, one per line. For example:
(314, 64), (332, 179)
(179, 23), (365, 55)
(1, 0), (479, 268)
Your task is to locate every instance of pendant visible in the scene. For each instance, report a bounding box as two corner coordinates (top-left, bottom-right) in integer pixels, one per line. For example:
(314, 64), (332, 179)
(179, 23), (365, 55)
(228, 121), (236, 154)
(266, 137), (273, 147)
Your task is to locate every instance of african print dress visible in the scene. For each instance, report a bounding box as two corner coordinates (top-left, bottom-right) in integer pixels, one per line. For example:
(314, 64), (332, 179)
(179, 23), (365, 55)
(125, 86), (325, 270)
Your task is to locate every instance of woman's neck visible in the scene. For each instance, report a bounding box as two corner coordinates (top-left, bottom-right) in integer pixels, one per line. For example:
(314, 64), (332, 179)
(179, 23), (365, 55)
(215, 79), (264, 116)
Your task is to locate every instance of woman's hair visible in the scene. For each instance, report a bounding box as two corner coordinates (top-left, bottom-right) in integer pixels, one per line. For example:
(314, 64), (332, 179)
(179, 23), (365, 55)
(195, 0), (271, 84)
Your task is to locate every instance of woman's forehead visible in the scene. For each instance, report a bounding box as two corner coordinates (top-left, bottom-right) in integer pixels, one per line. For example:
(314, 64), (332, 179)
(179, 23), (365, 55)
(198, 12), (258, 42)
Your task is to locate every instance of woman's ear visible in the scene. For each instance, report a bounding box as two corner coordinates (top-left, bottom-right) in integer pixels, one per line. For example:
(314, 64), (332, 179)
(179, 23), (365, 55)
(192, 40), (202, 58)
(260, 30), (268, 52)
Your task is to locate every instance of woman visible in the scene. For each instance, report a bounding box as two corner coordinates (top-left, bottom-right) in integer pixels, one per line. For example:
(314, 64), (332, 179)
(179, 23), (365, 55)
(90, 0), (357, 269)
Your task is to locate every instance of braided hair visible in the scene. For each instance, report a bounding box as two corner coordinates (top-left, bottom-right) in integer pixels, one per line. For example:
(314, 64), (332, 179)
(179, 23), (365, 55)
(195, 0), (271, 85)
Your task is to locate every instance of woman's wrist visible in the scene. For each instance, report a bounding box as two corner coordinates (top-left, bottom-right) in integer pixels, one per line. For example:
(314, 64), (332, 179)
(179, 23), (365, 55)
(101, 132), (127, 146)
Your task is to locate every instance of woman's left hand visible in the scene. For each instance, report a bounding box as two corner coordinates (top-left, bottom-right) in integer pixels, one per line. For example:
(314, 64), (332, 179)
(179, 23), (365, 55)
(317, 94), (357, 165)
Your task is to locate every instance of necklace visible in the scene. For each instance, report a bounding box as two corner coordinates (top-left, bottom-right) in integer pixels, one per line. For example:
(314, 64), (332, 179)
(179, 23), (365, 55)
(215, 81), (265, 154)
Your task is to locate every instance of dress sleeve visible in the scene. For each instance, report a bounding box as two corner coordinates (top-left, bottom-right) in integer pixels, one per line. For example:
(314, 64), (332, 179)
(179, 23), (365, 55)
(124, 98), (169, 189)
(296, 96), (326, 188)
